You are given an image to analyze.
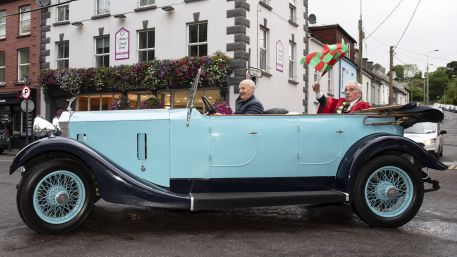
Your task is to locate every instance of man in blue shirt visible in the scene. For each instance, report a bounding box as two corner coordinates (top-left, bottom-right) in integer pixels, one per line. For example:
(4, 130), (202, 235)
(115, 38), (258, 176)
(234, 79), (264, 114)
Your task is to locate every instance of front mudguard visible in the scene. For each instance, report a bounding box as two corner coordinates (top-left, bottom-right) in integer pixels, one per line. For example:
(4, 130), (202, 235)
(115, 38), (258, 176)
(336, 133), (447, 193)
(10, 137), (190, 209)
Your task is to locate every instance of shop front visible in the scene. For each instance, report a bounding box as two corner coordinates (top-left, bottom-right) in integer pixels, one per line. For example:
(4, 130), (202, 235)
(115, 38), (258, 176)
(0, 89), (37, 148)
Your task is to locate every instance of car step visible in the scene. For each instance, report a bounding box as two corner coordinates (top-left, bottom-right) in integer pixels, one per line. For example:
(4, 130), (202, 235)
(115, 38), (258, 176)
(190, 190), (348, 211)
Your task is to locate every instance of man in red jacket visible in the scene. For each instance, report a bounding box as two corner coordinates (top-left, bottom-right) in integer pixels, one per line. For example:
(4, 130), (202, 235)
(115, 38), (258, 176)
(312, 81), (371, 114)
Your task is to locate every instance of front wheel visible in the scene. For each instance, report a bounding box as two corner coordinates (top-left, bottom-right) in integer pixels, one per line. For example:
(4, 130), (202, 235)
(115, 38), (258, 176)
(351, 155), (424, 227)
(17, 158), (96, 233)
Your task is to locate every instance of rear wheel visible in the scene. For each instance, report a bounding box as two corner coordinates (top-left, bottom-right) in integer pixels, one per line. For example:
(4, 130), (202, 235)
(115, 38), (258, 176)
(17, 158), (95, 233)
(351, 155), (423, 227)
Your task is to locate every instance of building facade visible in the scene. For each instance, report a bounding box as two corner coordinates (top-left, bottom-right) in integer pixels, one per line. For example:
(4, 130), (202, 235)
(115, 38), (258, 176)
(41, 0), (310, 117)
(0, 0), (42, 147)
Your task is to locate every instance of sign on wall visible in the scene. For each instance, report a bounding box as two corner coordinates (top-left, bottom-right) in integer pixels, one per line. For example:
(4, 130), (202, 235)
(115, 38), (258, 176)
(276, 40), (284, 72)
(115, 28), (130, 60)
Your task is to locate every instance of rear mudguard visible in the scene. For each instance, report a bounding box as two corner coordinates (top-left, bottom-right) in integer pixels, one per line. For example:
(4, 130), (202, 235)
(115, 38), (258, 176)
(10, 137), (190, 209)
(336, 133), (447, 193)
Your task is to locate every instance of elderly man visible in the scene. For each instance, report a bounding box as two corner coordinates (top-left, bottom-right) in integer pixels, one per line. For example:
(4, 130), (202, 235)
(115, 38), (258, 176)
(234, 79), (264, 114)
(313, 81), (371, 114)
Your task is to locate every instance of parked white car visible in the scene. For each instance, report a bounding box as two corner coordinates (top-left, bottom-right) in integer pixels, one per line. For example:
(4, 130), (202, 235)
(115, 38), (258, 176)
(404, 122), (446, 158)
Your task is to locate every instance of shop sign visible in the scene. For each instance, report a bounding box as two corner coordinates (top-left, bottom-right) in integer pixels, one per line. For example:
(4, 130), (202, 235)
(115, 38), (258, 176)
(276, 40), (284, 72)
(115, 28), (130, 60)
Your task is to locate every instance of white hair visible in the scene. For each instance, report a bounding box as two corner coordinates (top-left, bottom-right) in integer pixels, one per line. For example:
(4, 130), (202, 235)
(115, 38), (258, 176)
(240, 79), (256, 89)
(345, 81), (362, 92)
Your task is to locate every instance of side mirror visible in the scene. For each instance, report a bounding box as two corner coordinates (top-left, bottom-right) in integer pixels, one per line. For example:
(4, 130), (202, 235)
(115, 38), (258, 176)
(440, 130), (447, 135)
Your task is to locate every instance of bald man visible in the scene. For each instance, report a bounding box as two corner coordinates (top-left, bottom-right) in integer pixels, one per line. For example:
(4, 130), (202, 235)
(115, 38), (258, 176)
(313, 81), (371, 114)
(234, 79), (264, 114)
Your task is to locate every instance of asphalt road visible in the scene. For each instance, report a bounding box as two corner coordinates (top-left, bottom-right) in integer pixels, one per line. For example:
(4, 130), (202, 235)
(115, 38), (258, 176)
(0, 112), (456, 257)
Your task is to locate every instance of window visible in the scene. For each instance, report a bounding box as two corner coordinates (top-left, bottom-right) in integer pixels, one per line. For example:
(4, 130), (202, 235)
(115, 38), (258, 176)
(138, 0), (155, 7)
(77, 93), (121, 111)
(289, 0), (296, 22)
(138, 29), (155, 63)
(327, 70), (333, 94)
(19, 5), (31, 35)
(259, 27), (268, 70)
(0, 11), (6, 39)
(188, 22), (207, 57)
(56, 41), (69, 69)
(288, 41), (296, 80)
(56, 0), (69, 22)
(18, 48), (30, 82)
(96, 0), (110, 15)
(158, 89), (219, 113)
(0, 52), (5, 85)
(95, 36), (109, 67)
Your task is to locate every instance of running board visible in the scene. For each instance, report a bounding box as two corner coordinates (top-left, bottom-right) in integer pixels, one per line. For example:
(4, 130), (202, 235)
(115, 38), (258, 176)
(190, 190), (348, 211)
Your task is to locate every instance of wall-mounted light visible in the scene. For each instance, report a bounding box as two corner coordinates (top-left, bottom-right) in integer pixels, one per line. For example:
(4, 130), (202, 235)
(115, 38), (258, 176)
(162, 6), (174, 12)
(114, 14), (126, 19)
(71, 21), (83, 26)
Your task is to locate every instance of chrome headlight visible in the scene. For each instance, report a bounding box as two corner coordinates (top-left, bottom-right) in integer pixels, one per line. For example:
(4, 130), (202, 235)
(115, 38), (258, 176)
(33, 116), (57, 137)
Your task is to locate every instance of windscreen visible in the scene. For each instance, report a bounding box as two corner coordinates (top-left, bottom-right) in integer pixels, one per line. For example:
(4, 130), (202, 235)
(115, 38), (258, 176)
(404, 122), (436, 134)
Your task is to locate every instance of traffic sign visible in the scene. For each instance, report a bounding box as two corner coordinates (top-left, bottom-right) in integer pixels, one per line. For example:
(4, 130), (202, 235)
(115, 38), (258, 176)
(21, 100), (35, 113)
(22, 86), (31, 99)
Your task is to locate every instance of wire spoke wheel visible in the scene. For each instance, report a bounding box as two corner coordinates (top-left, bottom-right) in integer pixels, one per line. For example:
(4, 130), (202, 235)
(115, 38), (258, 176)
(352, 155), (423, 227)
(364, 166), (413, 218)
(33, 170), (86, 224)
(17, 157), (95, 233)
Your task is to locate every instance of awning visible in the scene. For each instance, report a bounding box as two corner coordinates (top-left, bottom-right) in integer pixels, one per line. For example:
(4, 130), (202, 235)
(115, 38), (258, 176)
(0, 92), (20, 106)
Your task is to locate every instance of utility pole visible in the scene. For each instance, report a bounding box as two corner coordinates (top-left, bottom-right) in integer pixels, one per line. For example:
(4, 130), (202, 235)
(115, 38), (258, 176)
(389, 46), (394, 105)
(357, 0), (363, 83)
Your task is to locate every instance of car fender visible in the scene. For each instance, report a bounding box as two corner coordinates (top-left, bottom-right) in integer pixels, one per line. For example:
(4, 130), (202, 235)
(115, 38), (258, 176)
(335, 133), (447, 193)
(10, 137), (190, 209)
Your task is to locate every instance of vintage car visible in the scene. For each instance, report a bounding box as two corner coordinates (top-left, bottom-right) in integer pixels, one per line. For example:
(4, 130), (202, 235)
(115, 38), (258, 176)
(10, 73), (446, 233)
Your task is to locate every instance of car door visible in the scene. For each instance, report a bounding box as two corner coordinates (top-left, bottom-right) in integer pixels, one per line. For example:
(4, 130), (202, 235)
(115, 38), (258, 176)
(209, 115), (259, 178)
(297, 115), (346, 177)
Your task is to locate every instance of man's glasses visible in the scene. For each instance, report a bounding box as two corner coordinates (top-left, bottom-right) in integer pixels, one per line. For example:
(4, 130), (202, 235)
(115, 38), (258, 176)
(344, 88), (358, 93)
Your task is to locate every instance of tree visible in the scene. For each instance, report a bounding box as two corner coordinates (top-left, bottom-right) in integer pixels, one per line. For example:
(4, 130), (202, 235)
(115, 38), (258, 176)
(403, 64), (421, 80)
(407, 78), (424, 102)
(393, 65), (405, 81)
(428, 67), (450, 102)
(442, 78), (457, 104)
(446, 61), (457, 80)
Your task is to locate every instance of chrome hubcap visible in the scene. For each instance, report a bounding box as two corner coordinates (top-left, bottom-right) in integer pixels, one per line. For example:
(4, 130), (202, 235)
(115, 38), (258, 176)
(55, 192), (69, 205)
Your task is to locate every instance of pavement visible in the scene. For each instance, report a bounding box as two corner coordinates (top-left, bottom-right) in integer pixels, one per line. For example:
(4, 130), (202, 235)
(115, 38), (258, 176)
(1, 148), (20, 157)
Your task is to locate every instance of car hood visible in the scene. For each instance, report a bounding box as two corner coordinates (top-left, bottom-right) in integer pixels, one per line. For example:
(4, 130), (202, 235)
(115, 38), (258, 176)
(404, 133), (437, 143)
(68, 109), (173, 123)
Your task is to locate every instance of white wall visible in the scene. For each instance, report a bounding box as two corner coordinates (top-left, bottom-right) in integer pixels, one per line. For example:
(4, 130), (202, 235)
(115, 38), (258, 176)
(361, 72), (371, 104)
(244, 0), (307, 113)
(47, 0), (232, 69)
(46, 0), (307, 113)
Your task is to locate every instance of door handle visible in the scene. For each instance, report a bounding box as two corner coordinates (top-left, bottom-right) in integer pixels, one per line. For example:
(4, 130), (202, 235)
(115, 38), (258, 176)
(248, 131), (257, 135)
(336, 129), (344, 133)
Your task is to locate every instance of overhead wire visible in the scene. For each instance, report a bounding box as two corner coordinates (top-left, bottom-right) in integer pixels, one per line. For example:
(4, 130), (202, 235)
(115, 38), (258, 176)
(364, 0), (404, 41)
(393, 0), (422, 50)
(0, 0), (77, 18)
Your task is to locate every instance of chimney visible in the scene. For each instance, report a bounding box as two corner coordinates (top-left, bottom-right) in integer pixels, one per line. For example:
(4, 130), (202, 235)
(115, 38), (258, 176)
(362, 58), (368, 68)
(367, 61), (374, 71)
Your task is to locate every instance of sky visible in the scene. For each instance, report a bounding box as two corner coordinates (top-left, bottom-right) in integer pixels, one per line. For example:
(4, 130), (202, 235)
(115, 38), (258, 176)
(308, 0), (457, 73)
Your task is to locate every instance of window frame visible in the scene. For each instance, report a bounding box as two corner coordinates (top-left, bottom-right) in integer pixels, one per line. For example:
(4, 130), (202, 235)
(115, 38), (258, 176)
(0, 10), (6, 39)
(18, 48), (30, 82)
(95, 36), (110, 67)
(259, 26), (269, 71)
(19, 5), (32, 36)
(56, 41), (69, 69)
(288, 41), (296, 80)
(138, 0), (155, 7)
(0, 51), (5, 85)
(289, 0), (297, 22)
(138, 28), (155, 63)
(187, 21), (208, 57)
(56, 0), (70, 22)
(95, 0), (110, 15)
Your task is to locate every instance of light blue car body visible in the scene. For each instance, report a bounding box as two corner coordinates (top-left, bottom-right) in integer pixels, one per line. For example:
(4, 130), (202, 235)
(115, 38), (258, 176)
(68, 109), (403, 188)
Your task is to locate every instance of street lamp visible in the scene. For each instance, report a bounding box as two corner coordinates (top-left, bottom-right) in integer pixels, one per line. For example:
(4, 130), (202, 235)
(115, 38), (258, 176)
(426, 49), (439, 105)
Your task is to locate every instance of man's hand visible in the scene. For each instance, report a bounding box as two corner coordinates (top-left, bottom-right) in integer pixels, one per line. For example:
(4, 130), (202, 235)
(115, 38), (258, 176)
(312, 82), (320, 93)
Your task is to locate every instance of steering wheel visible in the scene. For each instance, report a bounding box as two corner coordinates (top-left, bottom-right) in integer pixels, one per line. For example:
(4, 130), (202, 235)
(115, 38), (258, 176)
(202, 96), (216, 115)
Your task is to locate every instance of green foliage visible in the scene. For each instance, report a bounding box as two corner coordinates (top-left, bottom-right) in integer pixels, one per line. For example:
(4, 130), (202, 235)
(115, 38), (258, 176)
(428, 69), (450, 101)
(446, 61), (457, 80)
(393, 65), (404, 81)
(442, 78), (457, 105)
(407, 78), (425, 102)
